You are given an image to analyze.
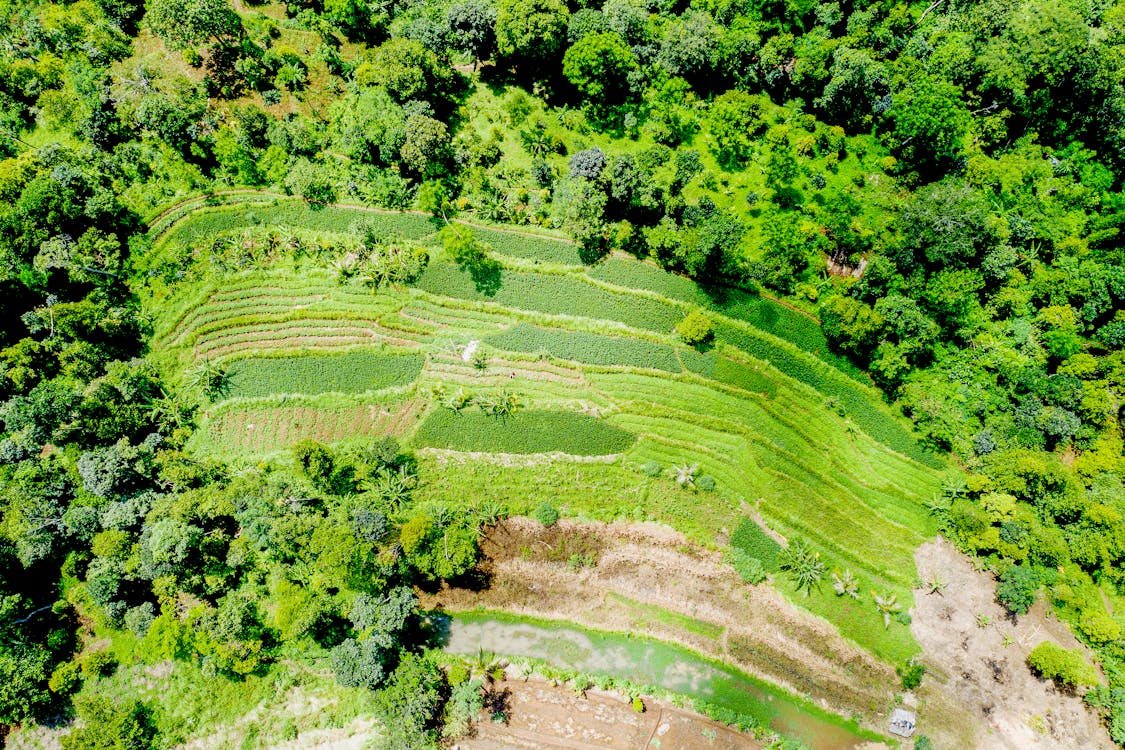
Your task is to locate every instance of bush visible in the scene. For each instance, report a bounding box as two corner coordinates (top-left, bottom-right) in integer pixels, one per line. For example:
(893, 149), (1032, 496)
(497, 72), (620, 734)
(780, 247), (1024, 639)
(48, 661), (80, 694)
(641, 459), (662, 477)
(729, 548), (767, 584)
(1027, 641), (1098, 690)
(80, 651), (117, 679)
(898, 657), (925, 690)
(729, 518), (782, 571)
(676, 310), (714, 347)
(696, 474), (716, 492)
(997, 565), (1038, 615)
(533, 501), (560, 527)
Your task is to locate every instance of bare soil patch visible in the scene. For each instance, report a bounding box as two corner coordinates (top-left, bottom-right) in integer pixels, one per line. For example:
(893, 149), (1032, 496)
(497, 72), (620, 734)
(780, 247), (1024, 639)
(457, 676), (761, 750)
(423, 518), (901, 734)
(911, 537), (1113, 750)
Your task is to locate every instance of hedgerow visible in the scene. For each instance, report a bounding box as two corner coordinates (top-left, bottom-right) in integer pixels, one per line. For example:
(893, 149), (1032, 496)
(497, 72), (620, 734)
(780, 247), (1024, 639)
(413, 409), (635, 455)
(224, 352), (425, 398)
(485, 324), (681, 372)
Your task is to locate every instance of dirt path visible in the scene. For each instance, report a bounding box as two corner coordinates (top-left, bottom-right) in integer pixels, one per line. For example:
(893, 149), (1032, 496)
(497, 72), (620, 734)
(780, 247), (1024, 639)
(423, 518), (903, 736)
(911, 538), (1114, 749)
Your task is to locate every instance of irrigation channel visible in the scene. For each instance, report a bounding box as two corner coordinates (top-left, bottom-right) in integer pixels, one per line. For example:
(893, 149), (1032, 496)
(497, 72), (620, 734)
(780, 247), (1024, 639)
(437, 610), (879, 750)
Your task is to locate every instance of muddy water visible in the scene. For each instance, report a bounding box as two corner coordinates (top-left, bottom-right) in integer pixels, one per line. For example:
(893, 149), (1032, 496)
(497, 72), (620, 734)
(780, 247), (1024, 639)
(441, 611), (876, 750)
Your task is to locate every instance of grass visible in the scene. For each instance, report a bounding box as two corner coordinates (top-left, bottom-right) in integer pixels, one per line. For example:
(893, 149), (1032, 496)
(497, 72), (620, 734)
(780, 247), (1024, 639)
(414, 263), (685, 333)
(730, 519), (783, 571)
(224, 351), (425, 398)
(413, 409), (636, 455)
(144, 199), (948, 664)
(484, 324), (682, 372)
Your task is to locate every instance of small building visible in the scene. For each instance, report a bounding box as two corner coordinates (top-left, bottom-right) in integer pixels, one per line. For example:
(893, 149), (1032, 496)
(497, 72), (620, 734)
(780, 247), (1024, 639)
(889, 707), (917, 738)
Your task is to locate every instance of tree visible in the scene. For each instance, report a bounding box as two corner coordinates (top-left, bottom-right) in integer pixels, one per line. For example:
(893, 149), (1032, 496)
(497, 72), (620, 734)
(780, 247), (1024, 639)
(814, 46), (888, 131)
(376, 651), (446, 748)
(368, 38), (452, 105)
(707, 90), (763, 168)
(447, 0), (497, 64)
(997, 565), (1038, 615)
(562, 32), (637, 106)
(495, 0), (569, 66)
(329, 637), (387, 689)
(399, 115), (450, 177)
(872, 591), (902, 628)
(780, 540), (825, 596)
(676, 310), (714, 347)
(145, 0), (240, 50)
(890, 75), (968, 175)
(819, 295), (884, 359)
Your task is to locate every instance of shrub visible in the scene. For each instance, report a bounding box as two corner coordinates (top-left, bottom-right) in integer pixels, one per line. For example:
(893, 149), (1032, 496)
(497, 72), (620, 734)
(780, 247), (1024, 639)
(80, 651), (117, 679)
(1027, 641), (1098, 690)
(293, 439), (335, 487)
(641, 459), (662, 477)
(997, 565), (1038, 615)
(533, 501), (560, 527)
(730, 518), (782, 571)
(1079, 610), (1121, 645)
(696, 474), (716, 492)
(48, 661), (80, 694)
(676, 310), (714, 347)
(898, 657), (925, 690)
(729, 548), (767, 584)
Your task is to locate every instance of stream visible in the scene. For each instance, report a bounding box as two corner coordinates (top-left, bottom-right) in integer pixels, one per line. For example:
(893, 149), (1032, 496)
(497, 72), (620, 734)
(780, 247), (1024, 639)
(437, 610), (878, 750)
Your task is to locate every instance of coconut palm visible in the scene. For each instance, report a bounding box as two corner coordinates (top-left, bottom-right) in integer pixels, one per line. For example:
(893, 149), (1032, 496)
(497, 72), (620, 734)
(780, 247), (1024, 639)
(873, 591), (902, 629)
(831, 569), (860, 599)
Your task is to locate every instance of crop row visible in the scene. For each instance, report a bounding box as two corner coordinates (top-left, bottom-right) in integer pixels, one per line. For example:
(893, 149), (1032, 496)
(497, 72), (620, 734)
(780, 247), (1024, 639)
(412, 409), (636, 455)
(201, 400), (421, 454)
(484, 324), (682, 373)
(414, 263), (685, 333)
(223, 352), (425, 399)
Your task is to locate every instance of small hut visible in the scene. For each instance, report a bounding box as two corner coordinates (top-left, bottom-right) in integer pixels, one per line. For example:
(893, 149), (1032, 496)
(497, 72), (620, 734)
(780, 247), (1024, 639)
(889, 707), (917, 738)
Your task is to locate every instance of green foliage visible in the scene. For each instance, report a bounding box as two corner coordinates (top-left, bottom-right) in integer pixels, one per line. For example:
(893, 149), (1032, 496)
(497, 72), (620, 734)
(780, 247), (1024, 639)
(495, 0), (569, 65)
(730, 519), (782, 572)
(1027, 641), (1098, 690)
(224, 353), (424, 399)
(60, 695), (157, 750)
(485, 324), (680, 372)
(780, 539), (826, 596)
(532, 501), (560, 527)
(376, 651), (447, 748)
(415, 409), (635, 455)
(729, 548), (767, 584)
(563, 33), (637, 106)
(997, 565), (1038, 616)
(676, 310), (714, 347)
(898, 658), (925, 690)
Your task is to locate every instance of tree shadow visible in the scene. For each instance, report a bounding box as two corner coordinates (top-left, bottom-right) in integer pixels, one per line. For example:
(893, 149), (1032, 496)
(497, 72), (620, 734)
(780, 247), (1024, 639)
(459, 255), (503, 297)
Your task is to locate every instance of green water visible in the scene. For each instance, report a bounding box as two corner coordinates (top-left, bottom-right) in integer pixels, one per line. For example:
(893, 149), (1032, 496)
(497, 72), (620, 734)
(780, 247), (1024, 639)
(440, 610), (880, 750)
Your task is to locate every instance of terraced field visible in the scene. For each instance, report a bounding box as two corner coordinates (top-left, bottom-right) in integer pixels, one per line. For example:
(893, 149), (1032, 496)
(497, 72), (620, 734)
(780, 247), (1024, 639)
(144, 195), (946, 662)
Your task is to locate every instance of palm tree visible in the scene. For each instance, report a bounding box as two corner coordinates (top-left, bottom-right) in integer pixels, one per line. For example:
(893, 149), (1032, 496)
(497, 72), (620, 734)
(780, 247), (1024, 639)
(186, 360), (226, 400)
(781, 540), (826, 597)
(671, 463), (699, 487)
(831, 569), (860, 599)
(873, 591), (902, 629)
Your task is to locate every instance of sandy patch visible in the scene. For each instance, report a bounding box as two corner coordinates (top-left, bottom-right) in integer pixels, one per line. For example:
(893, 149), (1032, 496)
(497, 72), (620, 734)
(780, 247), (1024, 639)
(911, 538), (1113, 749)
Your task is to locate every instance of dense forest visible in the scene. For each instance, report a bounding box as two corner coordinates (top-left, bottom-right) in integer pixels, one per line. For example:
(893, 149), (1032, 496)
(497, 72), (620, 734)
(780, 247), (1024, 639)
(1, 0), (1124, 744)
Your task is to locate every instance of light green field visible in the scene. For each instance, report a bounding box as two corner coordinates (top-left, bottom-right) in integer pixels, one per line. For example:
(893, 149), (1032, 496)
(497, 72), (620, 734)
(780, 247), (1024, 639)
(144, 197), (947, 662)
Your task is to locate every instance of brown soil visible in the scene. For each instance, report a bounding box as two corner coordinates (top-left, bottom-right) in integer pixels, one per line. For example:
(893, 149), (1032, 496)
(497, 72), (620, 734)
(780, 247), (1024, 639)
(422, 518), (901, 734)
(911, 538), (1114, 749)
(456, 676), (761, 750)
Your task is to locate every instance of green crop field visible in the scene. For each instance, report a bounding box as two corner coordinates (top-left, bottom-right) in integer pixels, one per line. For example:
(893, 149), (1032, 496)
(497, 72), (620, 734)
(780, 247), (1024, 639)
(143, 199), (947, 662)
(224, 352), (425, 398)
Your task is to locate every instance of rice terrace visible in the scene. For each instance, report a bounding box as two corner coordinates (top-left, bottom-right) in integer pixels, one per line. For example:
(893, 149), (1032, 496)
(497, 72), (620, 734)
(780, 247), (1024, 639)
(143, 192), (954, 747)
